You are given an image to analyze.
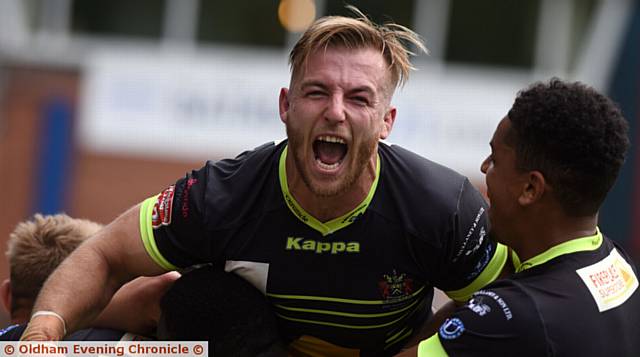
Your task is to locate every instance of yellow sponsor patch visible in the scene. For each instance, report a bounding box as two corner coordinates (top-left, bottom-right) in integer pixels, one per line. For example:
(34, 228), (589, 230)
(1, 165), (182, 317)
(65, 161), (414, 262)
(576, 249), (639, 312)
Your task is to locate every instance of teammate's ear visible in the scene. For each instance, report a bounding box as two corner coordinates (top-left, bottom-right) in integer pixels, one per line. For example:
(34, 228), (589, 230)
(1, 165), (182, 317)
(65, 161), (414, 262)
(380, 106), (396, 139)
(518, 171), (545, 206)
(279, 88), (290, 124)
(0, 279), (11, 315)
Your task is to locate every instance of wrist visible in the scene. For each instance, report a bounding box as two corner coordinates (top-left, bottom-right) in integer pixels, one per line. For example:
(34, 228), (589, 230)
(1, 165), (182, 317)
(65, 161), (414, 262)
(21, 311), (67, 341)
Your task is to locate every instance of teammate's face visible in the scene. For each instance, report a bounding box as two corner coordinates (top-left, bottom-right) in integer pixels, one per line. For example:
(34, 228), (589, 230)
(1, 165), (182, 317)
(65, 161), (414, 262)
(279, 47), (396, 197)
(481, 117), (526, 245)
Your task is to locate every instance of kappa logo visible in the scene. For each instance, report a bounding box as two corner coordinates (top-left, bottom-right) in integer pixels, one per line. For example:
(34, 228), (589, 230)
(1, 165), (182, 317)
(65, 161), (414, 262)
(285, 237), (360, 254)
(576, 248), (639, 312)
(152, 185), (175, 229)
(378, 270), (414, 300)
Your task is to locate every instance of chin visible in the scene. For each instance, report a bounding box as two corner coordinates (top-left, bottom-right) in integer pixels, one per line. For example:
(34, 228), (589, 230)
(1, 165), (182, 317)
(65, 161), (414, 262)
(307, 179), (348, 198)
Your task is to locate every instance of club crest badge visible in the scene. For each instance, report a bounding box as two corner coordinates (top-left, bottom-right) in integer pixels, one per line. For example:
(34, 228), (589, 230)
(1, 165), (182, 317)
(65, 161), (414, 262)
(378, 270), (414, 301)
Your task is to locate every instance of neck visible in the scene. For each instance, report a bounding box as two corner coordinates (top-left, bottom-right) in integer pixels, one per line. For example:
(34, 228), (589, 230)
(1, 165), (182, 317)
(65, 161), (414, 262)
(513, 214), (598, 262)
(286, 156), (377, 223)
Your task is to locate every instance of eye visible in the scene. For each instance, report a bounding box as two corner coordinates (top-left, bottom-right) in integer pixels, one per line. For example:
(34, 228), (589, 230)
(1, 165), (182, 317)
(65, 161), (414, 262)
(305, 90), (326, 98)
(350, 96), (370, 106)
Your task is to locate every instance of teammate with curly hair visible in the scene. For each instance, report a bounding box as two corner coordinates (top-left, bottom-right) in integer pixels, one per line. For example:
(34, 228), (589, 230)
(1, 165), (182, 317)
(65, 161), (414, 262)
(399, 79), (639, 356)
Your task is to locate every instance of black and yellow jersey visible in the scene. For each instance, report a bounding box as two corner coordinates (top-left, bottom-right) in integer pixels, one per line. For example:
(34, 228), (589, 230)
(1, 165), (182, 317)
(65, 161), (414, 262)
(419, 230), (640, 357)
(139, 140), (507, 356)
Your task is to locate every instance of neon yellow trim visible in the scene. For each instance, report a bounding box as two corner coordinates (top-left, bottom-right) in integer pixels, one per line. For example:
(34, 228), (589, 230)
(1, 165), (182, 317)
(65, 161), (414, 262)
(418, 335), (448, 357)
(276, 309), (410, 330)
(385, 327), (413, 346)
(385, 326), (409, 343)
(274, 298), (419, 318)
(511, 249), (521, 270)
(139, 196), (178, 271)
(446, 243), (508, 302)
(268, 286), (425, 305)
(516, 228), (603, 273)
(278, 145), (380, 236)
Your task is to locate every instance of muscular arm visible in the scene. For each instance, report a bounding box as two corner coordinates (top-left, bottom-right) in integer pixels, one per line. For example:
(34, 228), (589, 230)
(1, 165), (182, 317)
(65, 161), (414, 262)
(21, 204), (167, 340)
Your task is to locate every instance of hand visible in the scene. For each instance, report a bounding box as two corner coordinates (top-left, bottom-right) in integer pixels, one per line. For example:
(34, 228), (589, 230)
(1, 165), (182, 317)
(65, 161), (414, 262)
(20, 315), (65, 341)
(94, 271), (181, 334)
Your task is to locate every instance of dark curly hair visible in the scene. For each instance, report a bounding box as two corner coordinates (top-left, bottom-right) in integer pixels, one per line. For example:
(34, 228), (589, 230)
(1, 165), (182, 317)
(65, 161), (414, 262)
(506, 78), (629, 216)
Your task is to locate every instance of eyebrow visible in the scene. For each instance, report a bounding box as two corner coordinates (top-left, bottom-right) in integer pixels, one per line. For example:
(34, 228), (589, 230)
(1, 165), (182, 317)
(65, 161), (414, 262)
(348, 86), (375, 97)
(300, 81), (375, 95)
(300, 80), (328, 90)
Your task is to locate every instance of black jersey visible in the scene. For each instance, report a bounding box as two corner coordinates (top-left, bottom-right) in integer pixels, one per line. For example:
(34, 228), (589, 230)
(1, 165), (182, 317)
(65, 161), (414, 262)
(140, 141), (507, 356)
(419, 230), (640, 356)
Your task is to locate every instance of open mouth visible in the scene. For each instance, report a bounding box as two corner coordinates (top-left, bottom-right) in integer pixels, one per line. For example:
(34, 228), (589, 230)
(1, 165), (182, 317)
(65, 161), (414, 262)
(313, 136), (348, 170)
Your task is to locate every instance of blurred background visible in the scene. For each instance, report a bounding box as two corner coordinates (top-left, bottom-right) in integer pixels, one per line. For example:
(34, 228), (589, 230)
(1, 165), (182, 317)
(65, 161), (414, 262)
(0, 0), (638, 324)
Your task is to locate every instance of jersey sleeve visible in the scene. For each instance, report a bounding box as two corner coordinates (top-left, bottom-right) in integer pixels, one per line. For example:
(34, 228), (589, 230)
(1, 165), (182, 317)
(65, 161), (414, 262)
(138, 143), (280, 270)
(422, 284), (548, 357)
(139, 165), (210, 270)
(434, 179), (507, 301)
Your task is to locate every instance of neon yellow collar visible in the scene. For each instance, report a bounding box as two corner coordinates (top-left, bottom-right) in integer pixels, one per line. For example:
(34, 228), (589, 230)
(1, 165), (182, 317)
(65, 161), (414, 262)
(278, 145), (380, 236)
(514, 228), (603, 273)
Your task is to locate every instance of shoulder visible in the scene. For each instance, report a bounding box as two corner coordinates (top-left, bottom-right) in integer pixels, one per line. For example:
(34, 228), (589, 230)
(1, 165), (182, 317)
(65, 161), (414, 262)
(376, 143), (486, 241)
(203, 141), (282, 179)
(439, 281), (550, 356)
(378, 142), (468, 198)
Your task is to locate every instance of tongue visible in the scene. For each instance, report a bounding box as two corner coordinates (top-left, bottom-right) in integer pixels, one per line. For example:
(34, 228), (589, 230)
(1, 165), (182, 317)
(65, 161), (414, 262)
(315, 141), (346, 165)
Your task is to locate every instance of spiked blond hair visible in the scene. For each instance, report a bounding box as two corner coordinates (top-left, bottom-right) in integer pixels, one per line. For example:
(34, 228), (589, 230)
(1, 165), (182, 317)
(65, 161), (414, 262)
(289, 6), (427, 89)
(6, 214), (102, 313)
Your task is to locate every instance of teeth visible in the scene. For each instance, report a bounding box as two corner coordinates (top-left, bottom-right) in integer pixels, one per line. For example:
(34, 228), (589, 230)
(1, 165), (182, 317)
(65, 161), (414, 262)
(317, 136), (345, 144)
(316, 159), (340, 170)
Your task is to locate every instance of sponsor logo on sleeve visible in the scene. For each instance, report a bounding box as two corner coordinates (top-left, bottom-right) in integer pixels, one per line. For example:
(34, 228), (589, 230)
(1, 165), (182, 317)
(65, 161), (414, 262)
(576, 248), (639, 312)
(453, 207), (486, 262)
(474, 290), (513, 320)
(152, 185), (175, 229)
(439, 318), (465, 340)
(467, 296), (492, 316)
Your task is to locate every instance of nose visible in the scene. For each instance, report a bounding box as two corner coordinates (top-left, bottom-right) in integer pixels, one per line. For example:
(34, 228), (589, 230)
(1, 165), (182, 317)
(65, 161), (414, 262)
(480, 156), (490, 174)
(325, 95), (346, 123)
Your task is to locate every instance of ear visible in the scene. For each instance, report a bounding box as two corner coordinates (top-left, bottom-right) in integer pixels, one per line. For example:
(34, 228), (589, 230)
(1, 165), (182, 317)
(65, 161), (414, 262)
(0, 279), (11, 315)
(518, 171), (546, 206)
(279, 88), (290, 124)
(379, 106), (396, 140)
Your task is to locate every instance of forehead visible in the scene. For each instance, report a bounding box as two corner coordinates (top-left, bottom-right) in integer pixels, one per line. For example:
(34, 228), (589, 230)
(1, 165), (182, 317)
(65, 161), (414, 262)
(295, 46), (391, 90)
(492, 116), (512, 148)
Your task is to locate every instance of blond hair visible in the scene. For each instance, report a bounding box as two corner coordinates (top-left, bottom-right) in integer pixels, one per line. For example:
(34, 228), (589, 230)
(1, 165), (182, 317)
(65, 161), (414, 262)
(6, 214), (102, 312)
(289, 6), (427, 89)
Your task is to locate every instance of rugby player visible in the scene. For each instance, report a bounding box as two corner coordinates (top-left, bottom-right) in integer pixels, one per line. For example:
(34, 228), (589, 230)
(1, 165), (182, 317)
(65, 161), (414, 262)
(22, 8), (508, 355)
(0, 214), (177, 340)
(398, 79), (640, 356)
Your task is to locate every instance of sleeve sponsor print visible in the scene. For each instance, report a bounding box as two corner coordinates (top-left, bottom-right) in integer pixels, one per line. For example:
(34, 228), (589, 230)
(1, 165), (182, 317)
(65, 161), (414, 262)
(152, 185), (175, 229)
